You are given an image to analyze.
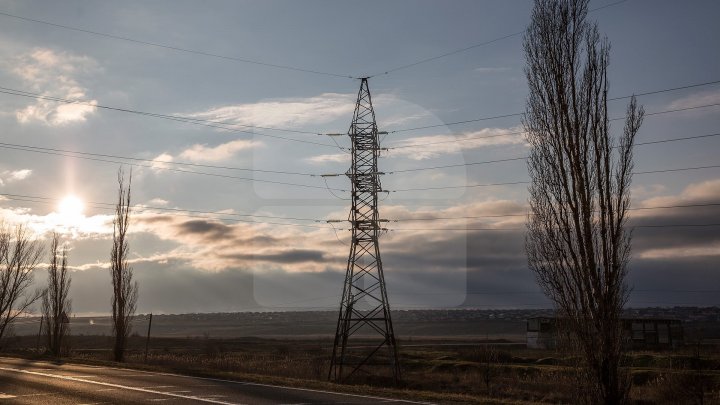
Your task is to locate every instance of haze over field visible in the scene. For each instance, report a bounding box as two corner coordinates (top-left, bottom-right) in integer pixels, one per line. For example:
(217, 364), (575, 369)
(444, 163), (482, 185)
(0, 0), (718, 315)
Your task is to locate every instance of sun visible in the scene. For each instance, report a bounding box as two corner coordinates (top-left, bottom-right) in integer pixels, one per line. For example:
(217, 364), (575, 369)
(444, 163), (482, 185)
(58, 195), (85, 218)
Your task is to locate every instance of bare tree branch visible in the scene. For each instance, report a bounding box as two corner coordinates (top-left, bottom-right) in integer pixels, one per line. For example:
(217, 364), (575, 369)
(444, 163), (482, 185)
(0, 223), (43, 349)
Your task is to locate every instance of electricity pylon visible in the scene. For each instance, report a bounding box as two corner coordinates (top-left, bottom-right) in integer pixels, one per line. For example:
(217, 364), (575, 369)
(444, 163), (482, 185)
(329, 78), (400, 383)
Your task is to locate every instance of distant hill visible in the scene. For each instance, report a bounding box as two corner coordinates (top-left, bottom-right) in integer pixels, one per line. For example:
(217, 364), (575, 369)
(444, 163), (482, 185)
(10, 307), (719, 340)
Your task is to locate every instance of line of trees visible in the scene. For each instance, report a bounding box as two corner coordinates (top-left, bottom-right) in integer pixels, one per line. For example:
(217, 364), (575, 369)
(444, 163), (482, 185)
(0, 168), (137, 362)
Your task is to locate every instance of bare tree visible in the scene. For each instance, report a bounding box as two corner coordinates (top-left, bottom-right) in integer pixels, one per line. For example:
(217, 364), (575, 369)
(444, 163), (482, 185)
(523, 0), (644, 403)
(42, 232), (72, 357)
(0, 223), (44, 348)
(110, 168), (138, 362)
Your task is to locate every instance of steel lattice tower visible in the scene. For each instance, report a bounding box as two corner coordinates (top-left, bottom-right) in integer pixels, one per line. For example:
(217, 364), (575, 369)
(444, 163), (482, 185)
(329, 78), (400, 383)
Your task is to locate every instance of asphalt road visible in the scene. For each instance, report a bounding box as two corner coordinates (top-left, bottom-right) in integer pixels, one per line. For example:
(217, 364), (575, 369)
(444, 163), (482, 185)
(0, 357), (431, 404)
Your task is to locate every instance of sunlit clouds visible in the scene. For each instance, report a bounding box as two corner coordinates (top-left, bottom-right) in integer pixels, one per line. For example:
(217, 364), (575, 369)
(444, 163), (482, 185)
(0, 206), (112, 238)
(0, 169), (32, 185)
(176, 139), (262, 162)
(386, 126), (527, 160)
(668, 88), (720, 111)
(180, 93), (358, 128)
(10, 48), (99, 125)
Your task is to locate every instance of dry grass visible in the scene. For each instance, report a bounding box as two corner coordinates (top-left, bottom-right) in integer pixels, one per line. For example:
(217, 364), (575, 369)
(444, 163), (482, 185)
(4, 335), (720, 404)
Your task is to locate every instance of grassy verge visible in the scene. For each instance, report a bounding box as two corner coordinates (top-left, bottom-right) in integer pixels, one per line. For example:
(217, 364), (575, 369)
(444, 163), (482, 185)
(4, 334), (720, 404)
(1, 351), (524, 405)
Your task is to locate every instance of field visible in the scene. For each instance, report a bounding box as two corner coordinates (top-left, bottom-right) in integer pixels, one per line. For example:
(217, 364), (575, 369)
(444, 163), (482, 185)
(4, 310), (720, 404)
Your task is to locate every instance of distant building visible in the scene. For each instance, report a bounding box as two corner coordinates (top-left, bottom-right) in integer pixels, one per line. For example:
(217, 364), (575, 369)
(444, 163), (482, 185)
(526, 317), (684, 349)
(526, 317), (557, 349)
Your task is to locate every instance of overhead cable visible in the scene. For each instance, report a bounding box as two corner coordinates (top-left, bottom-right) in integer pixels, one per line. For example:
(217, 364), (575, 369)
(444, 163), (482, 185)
(0, 11), (357, 79)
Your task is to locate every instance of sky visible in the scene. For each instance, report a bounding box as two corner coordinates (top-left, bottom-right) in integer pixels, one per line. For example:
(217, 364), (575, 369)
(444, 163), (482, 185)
(0, 0), (718, 315)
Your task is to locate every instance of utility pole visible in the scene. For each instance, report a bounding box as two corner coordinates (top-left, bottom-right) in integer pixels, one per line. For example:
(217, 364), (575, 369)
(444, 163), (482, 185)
(144, 313), (153, 363)
(36, 314), (44, 353)
(328, 78), (400, 383)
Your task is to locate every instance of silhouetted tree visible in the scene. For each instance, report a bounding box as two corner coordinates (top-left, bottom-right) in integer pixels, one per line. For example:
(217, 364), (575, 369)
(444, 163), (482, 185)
(523, 0), (644, 403)
(42, 232), (72, 357)
(0, 223), (43, 348)
(110, 168), (138, 362)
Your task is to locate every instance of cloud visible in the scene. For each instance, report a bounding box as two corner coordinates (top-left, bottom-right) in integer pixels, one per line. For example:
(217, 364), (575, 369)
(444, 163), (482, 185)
(151, 153), (174, 170)
(668, 89), (720, 112)
(146, 198), (169, 206)
(11, 178), (719, 313)
(177, 139), (261, 162)
(180, 93), (358, 129)
(378, 112), (431, 128)
(386, 126), (526, 160)
(626, 178), (720, 259)
(305, 153), (348, 165)
(0, 206), (113, 238)
(637, 243), (720, 260)
(131, 211), (345, 272)
(176, 219), (234, 241)
(631, 184), (668, 199)
(10, 48), (99, 125)
(638, 179), (720, 208)
(150, 139), (262, 166)
(0, 169), (33, 185)
(221, 249), (327, 264)
(474, 67), (512, 73)
(306, 126), (526, 164)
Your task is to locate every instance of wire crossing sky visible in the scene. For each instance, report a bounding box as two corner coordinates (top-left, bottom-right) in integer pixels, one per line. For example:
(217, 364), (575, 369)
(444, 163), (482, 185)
(0, 0), (718, 314)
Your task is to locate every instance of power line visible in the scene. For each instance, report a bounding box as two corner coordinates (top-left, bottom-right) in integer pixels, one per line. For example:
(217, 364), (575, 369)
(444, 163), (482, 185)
(387, 127), (720, 175)
(638, 102), (720, 119)
(368, 32), (523, 79)
(634, 132), (720, 147)
(634, 164), (720, 175)
(393, 180), (529, 192)
(11, 124), (713, 193)
(391, 164), (720, 192)
(0, 87), (319, 136)
(401, 289), (720, 295)
(389, 202), (720, 222)
(391, 156), (526, 174)
(0, 192), (331, 229)
(0, 2), (626, 81)
(387, 125), (717, 152)
(388, 112), (523, 134)
(391, 158), (720, 177)
(384, 79), (720, 138)
(366, 0), (628, 78)
(0, 88), (341, 149)
(1, 192), (323, 222)
(633, 223), (720, 229)
(0, 144), (347, 192)
(3, 77), (718, 153)
(607, 79), (720, 101)
(390, 223), (720, 232)
(389, 131), (720, 155)
(0, 11), (356, 79)
(0, 141), (319, 177)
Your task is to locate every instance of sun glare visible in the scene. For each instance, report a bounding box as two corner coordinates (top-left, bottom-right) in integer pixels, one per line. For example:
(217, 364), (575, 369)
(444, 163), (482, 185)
(58, 195), (85, 218)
